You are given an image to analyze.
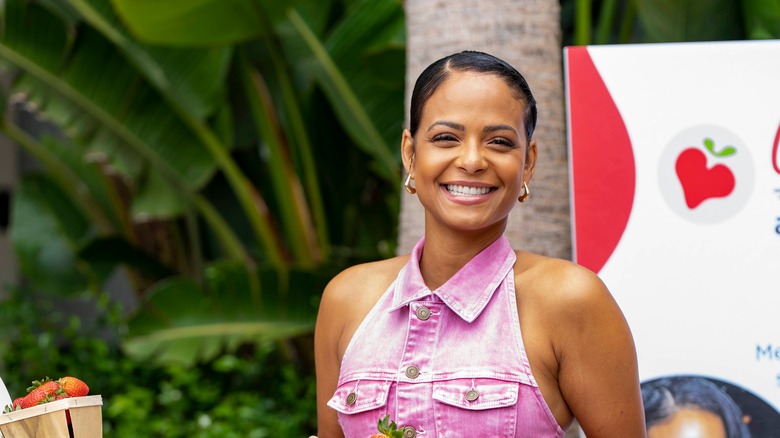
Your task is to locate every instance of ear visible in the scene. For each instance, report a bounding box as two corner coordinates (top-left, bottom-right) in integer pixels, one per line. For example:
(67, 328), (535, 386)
(401, 128), (416, 175)
(523, 139), (537, 182)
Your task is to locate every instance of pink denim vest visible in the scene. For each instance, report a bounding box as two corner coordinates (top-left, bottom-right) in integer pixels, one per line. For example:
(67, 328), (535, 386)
(328, 236), (565, 437)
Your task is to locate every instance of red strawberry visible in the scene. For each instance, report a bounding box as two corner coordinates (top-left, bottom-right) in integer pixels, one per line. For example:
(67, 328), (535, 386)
(21, 380), (63, 408)
(2, 397), (24, 413)
(58, 376), (89, 397)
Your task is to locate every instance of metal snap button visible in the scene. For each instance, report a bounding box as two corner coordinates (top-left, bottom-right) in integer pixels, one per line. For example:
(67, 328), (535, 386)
(415, 306), (431, 321)
(346, 392), (357, 405)
(405, 365), (420, 379)
(465, 389), (479, 402)
(402, 426), (416, 437)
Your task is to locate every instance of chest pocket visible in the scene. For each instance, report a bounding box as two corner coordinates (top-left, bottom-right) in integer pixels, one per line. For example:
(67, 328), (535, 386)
(433, 378), (519, 437)
(328, 379), (391, 437)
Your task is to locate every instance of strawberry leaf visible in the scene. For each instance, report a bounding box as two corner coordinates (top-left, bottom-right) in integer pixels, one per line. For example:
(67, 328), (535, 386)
(703, 137), (716, 154)
(716, 146), (737, 157)
(702, 138), (737, 157)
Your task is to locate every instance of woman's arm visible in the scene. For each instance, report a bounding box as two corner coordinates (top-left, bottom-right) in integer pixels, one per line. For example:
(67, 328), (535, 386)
(553, 266), (647, 437)
(314, 274), (349, 438)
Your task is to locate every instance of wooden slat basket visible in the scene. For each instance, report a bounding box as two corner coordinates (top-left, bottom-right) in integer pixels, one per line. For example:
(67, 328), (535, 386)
(0, 395), (102, 438)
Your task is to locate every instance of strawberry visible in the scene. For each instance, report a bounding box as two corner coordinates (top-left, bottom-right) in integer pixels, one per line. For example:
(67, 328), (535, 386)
(370, 415), (404, 438)
(21, 379), (64, 408)
(58, 376), (89, 397)
(2, 398), (24, 413)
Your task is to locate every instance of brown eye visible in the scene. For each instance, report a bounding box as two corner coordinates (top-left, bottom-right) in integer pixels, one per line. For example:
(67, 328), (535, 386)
(432, 133), (458, 143)
(490, 137), (516, 148)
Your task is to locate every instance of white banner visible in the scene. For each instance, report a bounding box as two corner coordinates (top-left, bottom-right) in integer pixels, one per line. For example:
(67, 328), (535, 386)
(565, 40), (780, 436)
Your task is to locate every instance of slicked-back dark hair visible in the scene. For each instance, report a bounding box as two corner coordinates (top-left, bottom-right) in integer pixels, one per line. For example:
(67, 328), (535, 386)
(409, 51), (537, 142)
(642, 376), (751, 438)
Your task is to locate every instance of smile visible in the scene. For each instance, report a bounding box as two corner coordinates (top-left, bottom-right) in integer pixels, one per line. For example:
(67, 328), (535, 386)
(444, 184), (495, 197)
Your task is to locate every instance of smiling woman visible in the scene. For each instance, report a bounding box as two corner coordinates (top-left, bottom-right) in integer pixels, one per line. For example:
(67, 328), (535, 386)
(313, 51), (646, 438)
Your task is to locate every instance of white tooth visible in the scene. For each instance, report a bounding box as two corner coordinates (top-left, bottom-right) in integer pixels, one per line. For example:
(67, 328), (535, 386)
(446, 184), (490, 196)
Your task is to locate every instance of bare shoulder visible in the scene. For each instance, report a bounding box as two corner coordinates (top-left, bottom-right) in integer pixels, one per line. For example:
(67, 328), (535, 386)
(513, 251), (645, 436)
(322, 255), (410, 307)
(514, 250), (612, 312)
(318, 255), (410, 358)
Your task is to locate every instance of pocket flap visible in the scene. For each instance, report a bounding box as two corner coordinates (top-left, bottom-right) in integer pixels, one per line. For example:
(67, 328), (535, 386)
(327, 380), (392, 414)
(433, 378), (519, 410)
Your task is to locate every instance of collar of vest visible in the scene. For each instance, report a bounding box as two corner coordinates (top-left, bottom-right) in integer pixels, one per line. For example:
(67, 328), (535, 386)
(388, 235), (516, 323)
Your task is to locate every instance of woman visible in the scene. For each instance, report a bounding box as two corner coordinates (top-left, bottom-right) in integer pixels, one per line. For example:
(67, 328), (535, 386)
(314, 51), (646, 437)
(642, 376), (751, 438)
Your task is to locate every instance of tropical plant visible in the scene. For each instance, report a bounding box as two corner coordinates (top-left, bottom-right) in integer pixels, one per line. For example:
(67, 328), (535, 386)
(563, 0), (780, 46)
(0, 0), (405, 364)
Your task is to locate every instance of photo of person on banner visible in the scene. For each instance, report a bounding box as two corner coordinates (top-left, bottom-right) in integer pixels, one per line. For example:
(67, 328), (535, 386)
(642, 375), (780, 438)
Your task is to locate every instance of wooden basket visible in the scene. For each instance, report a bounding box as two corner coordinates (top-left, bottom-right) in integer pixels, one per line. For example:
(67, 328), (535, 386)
(0, 395), (102, 438)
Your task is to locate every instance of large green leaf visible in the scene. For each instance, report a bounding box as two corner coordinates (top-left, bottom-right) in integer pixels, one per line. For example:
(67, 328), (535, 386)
(743, 0), (780, 38)
(1, 2), (217, 192)
(288, 8), (400, 183)
(67, 0), (232, 120)
(323, 0), (405, 162)
(9, 174), (106, 295)
(108, 0), (265, 46)
(636, 0), (744, 42)
(123, 262), (323, 364)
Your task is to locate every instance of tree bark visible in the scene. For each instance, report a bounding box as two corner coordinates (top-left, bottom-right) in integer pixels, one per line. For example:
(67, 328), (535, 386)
(399, 0), (570, 261)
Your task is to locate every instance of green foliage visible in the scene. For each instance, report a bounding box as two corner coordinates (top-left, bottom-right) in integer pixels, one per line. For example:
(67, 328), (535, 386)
(0, 285), (317, 437)
(0, 0), (404, 365)
(563, 0), (780, 46)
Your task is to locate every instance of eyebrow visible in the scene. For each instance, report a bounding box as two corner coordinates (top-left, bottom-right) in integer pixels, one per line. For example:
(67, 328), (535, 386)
(425, 121), (518, 136)
(426, 120), (465, 132)
(483, 124), (518, 135)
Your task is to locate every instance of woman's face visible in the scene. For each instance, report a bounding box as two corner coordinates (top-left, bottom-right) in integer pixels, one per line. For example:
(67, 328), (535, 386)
(647, 408), (727, 438)
(402, 71), (536, 235)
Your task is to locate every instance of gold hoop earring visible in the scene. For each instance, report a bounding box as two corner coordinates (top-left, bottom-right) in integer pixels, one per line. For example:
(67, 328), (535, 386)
(404, 173), (416, 194)
(518, 181), (530, 203)
(404, 154), (416, 194)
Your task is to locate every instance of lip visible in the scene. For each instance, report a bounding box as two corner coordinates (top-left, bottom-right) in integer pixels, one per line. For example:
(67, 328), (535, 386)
(440, 180), (495, 188)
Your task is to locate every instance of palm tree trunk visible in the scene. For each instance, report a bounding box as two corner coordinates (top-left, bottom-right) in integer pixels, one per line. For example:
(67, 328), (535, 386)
(399, 0), (571, 261)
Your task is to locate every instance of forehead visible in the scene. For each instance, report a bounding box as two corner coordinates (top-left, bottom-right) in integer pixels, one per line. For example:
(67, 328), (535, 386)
(422, 71), (525, 124)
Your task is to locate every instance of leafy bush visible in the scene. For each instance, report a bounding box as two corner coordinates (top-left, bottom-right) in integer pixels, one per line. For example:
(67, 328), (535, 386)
(0, 286), (317, 437)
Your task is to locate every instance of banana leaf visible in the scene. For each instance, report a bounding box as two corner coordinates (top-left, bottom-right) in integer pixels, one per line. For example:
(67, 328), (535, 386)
(636, 0), (744, 42)
(286, 4), (402, 183)
(743, 0), (780, 38)
(109, 0), (403, 184)
(123, 262), (325, 365)
(66, 0), (232, 122)
(1, 1), (217, 199)
(108, 0), (266, 46)
(9, 173), (109, 296)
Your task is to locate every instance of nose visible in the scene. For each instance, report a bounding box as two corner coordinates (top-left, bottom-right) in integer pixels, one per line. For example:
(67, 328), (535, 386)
(456, 141), (487, 174)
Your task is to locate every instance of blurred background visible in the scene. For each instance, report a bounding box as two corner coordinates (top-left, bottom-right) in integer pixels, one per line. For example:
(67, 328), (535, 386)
(0, 0), (777, 436)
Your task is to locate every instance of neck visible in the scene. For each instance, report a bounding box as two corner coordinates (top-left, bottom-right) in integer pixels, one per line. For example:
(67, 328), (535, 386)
(418, 218), (507, 290)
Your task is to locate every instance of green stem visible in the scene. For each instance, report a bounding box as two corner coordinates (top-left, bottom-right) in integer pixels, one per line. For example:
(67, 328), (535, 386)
(595, 0), (618, 44)
(575, 0), (592, 45)
(618, 0), (638, 44)
(265, 38), (331, 262)
(180, 116), (287, 267)
(237, 52), (315, 266)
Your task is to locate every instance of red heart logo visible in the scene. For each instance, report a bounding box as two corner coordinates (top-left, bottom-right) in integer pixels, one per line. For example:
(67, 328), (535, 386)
(675, 148), (735, 209)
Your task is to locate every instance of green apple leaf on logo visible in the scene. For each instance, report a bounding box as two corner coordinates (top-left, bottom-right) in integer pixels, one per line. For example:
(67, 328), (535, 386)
(703, 137), (736, 157)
